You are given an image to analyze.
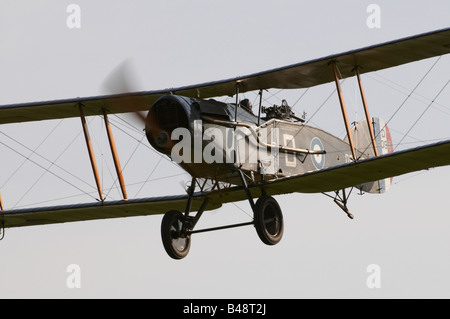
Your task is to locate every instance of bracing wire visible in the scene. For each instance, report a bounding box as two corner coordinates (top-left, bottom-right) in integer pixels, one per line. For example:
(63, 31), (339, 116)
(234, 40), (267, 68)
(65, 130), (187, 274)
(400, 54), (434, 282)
(0, 139), (98, 205)
(0, 120), (64, 190)
(0, 125), (97, 192)
(134, 156), (164, 198)
(11, 173), (188, 209)
(395, 79), (450, 150)
(379, 57), (442, 131)
(357, 56), (443, 158)
(106, 114), (184, 199)
(368, 73), (450, 115)
(0, 120), (103, 208)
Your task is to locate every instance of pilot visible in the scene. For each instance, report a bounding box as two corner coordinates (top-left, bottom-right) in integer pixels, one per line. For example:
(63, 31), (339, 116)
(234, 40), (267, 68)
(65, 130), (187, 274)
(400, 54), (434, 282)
(239, 98), (253, 112)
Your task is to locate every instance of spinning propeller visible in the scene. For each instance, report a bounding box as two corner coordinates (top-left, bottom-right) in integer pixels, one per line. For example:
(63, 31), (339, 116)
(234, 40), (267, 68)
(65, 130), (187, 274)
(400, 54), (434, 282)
(101, 58), (147, 125)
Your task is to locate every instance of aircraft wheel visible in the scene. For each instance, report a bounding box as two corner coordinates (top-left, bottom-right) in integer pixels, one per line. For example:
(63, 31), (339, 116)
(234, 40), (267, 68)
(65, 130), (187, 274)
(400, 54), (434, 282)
(161, 210), (191, 259)
(254, 196), (284, 245)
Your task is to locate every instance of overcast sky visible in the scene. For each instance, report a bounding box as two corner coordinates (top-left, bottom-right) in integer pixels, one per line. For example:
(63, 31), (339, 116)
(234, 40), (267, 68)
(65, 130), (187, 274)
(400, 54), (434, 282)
(0, 0), (449, 298)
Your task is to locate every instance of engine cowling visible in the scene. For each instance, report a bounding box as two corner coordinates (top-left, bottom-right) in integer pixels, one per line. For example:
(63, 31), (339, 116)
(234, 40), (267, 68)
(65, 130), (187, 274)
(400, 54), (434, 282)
(145, 95), (193, 155)
(145, 95), (237, 180)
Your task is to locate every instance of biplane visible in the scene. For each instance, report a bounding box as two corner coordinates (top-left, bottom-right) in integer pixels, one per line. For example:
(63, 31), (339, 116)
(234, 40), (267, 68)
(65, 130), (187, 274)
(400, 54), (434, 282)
(0, 28), (449, 259)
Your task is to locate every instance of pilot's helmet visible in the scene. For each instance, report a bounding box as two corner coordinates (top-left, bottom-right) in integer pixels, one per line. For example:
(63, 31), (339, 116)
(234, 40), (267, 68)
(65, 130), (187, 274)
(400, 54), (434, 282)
(240, 98), (252, 110)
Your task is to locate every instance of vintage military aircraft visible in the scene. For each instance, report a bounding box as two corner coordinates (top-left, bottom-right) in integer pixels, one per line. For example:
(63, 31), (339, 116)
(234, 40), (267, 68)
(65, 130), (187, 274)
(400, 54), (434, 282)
(0, 28), (449, 259)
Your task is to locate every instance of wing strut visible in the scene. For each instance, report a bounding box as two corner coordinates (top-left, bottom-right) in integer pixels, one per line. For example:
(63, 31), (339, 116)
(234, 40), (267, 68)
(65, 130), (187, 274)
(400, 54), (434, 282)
(0, 193), (4, 240)
(79, 103), (104, 202)
(332, 61), (357, 161)
(102, 110), (128, 200)
(257, 89), (263, 126)
(355, 67), (379, 157)
(234, 83), (240, 122)
(0, 192), (4, 211)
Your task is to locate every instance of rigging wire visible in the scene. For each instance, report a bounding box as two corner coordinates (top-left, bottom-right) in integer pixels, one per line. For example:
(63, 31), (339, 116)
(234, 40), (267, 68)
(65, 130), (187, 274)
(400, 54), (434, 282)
(0, 139), (98, 204)
(394, 79), (450, 150)
(0, 126), (97, 191)
(381, 57), (441, 130)
(291, 65), (330, 111)
(367, 73), (450, 115)
(262, 89), (284, 104)
(11, 173), (189, 209)
(104, 116), (147, 199)
(134, 156), (164, 198)
(107, 114), (185, 198)
(291, 88), (310, 109)
(357, 56), (443, 158)
(302, 85), (340, 127)
(7, 118), (107, 207)
(107, 114), (183, 199)
(231, 202), (253, 220)
(0, 120), (63, 190)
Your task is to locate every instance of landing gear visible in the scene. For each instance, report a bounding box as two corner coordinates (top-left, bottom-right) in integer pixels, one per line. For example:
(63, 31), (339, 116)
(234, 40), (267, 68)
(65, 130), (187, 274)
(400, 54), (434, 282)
(160, 173), (284, 259)
(254, 196), (284, 245)
(236, 170), (284, 246)
(323, 188), (355, 219)
(161, 210), (191, 260)
(333, 189), (354, 219)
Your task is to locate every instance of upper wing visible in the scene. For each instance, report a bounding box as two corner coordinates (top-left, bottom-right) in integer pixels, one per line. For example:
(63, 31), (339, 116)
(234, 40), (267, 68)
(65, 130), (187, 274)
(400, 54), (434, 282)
(1, 27), (449, 125)
(4, 139), (450, 229)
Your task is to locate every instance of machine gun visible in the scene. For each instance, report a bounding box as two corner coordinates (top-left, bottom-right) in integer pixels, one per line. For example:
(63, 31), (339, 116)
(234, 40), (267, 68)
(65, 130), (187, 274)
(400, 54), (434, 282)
(262, 100), (305, 122)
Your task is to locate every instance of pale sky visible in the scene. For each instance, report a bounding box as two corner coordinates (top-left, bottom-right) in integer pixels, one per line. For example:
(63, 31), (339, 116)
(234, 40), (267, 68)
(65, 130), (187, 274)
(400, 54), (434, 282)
(0, 0), (449, 298)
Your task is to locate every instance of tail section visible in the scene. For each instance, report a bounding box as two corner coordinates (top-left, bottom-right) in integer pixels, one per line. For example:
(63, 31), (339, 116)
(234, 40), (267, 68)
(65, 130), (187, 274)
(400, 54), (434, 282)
(350, 117), (394, 194)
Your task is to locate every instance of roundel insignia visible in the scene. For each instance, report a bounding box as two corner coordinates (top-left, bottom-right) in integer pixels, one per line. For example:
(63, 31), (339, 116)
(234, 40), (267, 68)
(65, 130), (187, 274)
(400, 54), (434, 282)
(310, 137), (325, 169)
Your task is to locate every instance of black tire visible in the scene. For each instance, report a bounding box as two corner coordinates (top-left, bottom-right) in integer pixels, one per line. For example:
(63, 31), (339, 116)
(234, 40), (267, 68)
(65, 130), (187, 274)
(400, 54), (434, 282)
(254, 196), (284, 245)
(161, 210), (191, 259)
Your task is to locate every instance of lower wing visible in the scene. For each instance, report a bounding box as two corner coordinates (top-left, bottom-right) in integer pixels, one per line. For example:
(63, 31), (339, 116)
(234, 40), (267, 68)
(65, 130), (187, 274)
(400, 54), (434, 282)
(3, 140), (450, 228)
